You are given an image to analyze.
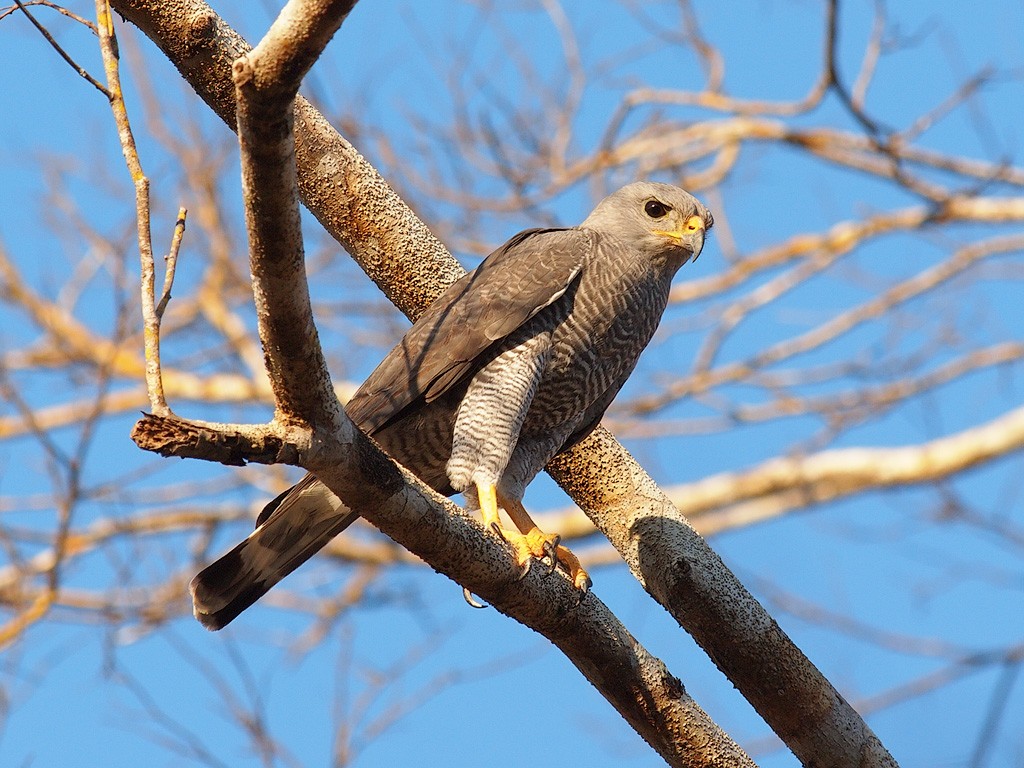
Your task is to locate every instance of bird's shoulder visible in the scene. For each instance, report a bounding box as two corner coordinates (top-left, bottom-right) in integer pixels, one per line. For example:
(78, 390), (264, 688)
(346, 226), (595, 433)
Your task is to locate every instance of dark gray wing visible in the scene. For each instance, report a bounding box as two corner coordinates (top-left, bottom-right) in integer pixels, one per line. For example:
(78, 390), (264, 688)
(346, 227), (591, 434)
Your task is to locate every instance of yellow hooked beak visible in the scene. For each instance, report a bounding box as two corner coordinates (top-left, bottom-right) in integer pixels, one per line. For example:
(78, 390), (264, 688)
(653, 214), (705, 243)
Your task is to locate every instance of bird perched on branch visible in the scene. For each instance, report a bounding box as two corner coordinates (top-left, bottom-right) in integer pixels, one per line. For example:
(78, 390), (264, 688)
(191, 181), (712, 629)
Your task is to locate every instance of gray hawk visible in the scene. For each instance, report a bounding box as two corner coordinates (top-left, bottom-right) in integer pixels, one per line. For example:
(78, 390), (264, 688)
(191, 181), (712, 629)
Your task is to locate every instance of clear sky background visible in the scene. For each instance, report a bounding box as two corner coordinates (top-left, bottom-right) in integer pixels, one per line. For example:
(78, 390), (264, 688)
(1, 1), (1023, 767)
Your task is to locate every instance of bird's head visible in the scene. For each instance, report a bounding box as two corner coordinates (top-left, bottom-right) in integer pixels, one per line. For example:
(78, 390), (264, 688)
(582, 181), (714, 269)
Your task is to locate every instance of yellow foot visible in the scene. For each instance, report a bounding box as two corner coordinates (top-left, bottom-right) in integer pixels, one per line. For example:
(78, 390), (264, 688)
(475, 481), (591, 592)
(502, 526), (591, 592)
(549, 540), (592, 592)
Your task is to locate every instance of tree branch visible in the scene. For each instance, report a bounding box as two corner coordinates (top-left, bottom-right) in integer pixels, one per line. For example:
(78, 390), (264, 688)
(233, 0), (356, 429)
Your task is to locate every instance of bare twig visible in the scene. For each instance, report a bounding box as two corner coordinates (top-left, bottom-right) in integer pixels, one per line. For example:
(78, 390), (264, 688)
(13, 0), (109, 96)
(155, 207), (186, 318)
(94, 0), (178, 415)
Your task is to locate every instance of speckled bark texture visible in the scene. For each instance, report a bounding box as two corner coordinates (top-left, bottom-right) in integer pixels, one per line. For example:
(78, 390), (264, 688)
(549, 429), (898, 767)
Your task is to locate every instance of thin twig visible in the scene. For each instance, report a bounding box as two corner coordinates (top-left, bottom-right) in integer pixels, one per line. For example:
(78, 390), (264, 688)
(94, 0), (172, 415)
(12, 0), (109, 96)
(156, 207), (186, 319)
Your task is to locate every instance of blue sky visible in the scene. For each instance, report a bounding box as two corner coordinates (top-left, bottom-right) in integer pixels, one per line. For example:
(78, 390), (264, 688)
(1, 1), (1023, 766)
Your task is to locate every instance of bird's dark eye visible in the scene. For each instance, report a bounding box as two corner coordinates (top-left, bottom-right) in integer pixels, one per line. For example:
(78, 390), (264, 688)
(644, 200), (670, 218)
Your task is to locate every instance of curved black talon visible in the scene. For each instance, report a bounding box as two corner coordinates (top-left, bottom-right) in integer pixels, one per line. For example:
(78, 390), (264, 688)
(541, 536), (562, 576)
(490, 521), (506, 540)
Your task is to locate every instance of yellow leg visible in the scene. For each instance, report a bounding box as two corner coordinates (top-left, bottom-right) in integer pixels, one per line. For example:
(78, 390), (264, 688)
(475, 481), (535, 567)
(474, 482), (591, 591)
(476, 482), (502, 532)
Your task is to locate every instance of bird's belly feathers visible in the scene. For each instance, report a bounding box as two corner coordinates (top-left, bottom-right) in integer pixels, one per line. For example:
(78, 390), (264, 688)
(522, 265), (671, 438)
(370, 261), (673, 496)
